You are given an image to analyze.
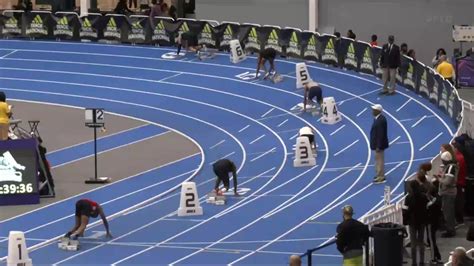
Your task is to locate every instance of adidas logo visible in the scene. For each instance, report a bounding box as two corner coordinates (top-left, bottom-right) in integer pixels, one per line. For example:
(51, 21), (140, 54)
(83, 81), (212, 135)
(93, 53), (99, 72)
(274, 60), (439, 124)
(179, 22), (189, 33)
(249, 27), (258, 38)
(107, 18), (117, 28)
(224, 25), (233, 36)
(202, 23), (212, 34)
(33, 15), (42, 25)
(54, 16), (71, 34)
(156, 20), (165, 30)
(347, 43), (355, 54)
(303, 34), (317, 58)
(308, 35), (316, 46)
(360, 47), (373, 72)
(290, 32), (298, 44)
(246, 27), (260, 51)
(344, 43), (357, 67)
(264, 28), (281, 52)
(82, 18), (92, 28)
(269, 29), (278, 40)
(403, 63), (415, 88)
(326, 38), (334, 49)
(322, 38), (337, 62)
(132, 21), (142, 29)
(58, 16), (68, 25)
(6, 17), (17, 25)
(152, 19), (169, 42)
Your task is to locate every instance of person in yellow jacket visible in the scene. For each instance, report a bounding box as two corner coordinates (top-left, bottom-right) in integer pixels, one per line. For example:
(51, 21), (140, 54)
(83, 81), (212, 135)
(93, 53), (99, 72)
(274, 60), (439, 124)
(0, 92), (12, 141)
(436, 55), (455, 84)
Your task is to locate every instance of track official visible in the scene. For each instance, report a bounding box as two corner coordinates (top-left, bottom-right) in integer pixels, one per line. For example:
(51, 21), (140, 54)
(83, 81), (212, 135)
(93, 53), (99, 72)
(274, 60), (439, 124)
(370, 104), (389, 183)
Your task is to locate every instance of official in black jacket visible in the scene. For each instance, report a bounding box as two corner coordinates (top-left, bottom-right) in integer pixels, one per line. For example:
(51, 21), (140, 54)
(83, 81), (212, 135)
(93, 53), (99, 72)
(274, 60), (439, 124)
(380, 35), (400, 95)
(213, 159), (239, 195)
(370, 104), (389, 183)
(336, 205), (370, 265)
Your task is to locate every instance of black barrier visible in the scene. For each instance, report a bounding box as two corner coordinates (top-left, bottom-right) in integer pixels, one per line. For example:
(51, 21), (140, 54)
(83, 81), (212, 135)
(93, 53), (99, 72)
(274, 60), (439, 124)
(0, 10), (464, 127)
(25, 11), (53, 39)
(0, 10), (24, 38)
(79, 13), (101, 41)
(53, 12), (80, 40)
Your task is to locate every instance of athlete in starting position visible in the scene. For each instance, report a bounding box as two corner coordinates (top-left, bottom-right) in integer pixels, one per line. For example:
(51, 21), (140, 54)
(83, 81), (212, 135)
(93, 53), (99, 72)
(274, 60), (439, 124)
(303, 81), (323, 112)
(256, 48), (277, 79)
(213, 159), (239, 196)
(65, 199), (112, 239)
(176, 31), (202, 55)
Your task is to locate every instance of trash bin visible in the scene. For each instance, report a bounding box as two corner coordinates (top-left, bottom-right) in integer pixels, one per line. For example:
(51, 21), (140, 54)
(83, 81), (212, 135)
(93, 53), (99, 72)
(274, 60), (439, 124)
(371, 222), (407, 266)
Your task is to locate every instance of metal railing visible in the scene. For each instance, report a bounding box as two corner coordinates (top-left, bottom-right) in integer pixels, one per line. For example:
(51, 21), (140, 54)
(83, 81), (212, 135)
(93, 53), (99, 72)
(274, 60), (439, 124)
(300, 239), (337, 266)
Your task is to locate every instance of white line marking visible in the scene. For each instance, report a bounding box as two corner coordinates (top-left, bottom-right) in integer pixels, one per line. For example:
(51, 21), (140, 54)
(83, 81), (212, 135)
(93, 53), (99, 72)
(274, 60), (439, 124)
(157, 73), (183, 82)
(238, 125), (250, 132)
(0, 49), (17, 59)
(209, 152), (236, 165)
(334, 139), (359, 156)
(250, 148), (276, 162)
(290, 133), (299, 140)
(249, 134), (265, 144)
(389, 136), (401, 146)
(277, 119), (288, 127)
(209, 140), (225, 149)
(385, 162), (406, 176)
(419, 132), (443, 151)
(395, 141), (410, 144)
(396, 99), (411, 112)
(411, 115), (427, 128)
(330, 124), (346, 136)
(260, 108), (274, 118)
(356, 108), (367, 117)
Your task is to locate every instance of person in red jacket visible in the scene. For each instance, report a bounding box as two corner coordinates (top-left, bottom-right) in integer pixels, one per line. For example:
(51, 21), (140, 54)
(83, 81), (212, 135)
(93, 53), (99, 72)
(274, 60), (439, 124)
(453, 142), (467, 224)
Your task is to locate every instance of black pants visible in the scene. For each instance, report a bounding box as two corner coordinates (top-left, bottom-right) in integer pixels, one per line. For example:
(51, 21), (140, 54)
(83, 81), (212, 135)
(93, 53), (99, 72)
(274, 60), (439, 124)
(128, 0), (137, 8)
(409, 225), (425, 265)
(426, 224), (441, 261)
(456, 185), (465, 223)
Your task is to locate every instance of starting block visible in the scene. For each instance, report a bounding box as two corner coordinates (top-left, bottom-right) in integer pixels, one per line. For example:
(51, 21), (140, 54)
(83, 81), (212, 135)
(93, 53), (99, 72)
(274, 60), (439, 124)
(58, 237), (80, 251)
(321, 97), (342, 124)
(206, 191), (226, 205)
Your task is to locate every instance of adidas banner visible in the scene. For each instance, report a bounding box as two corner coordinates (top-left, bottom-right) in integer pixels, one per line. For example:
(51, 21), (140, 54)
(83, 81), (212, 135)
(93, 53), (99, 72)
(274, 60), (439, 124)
(173, 20), (203, 43)
(415, 62), (435, 100)
(25, 11), (53, 38)
(261, 26), (283, 54)
(319, 35), (338, 66)
(280, 29), (302, 58)
(341, 38), (358, 70)
(402, 57), (416, 91)
(198, 22), (219, 49)
(430, 73), (442, 106)
(449, 89), (463, 126)
(240, 24), (262, 53)
(0, 11), (23, 37)
(300, 32), (319, 61)
(214, 23), (240, 50)
(79, 14), (101, 41)
(355, 42), (375, 75)
(53, 13), (80, 40)
(101, 14), (129, 42)
(371, 47), (384, 78)
(438, 75), (450, 113)
(127, 15), (148, 44)
(150, 17), (174, 46)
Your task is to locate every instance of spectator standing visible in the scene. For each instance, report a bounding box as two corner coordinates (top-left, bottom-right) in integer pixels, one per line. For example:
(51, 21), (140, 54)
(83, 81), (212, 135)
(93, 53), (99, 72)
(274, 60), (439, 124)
(405, 178), (430, 266)
(149, 0), (163, 18)
(336, 205), (369, 266)
(436, 151), (458, 238)
(401, 43), (408, 56)
(370, 104), (389, 183)
(129, 0), (138, 9)
(407, 49), (416, 61)
(347, 29), (356, 40)
(418, 162), (443, 264)
(453, 141), (467, 224)
(436, 55), (455, 84)
(432, 48), (447, 68)
(370, 34), (378, 47)
(115, 0), (133, 15)
(380, 35), (400, 95)
(0, 91), (11, 141)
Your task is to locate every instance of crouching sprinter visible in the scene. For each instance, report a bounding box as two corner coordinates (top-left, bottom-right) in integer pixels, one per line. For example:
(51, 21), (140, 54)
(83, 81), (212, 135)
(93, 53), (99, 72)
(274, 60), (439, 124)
(65, 199), (112, 239)
(213, 159), (239, 196)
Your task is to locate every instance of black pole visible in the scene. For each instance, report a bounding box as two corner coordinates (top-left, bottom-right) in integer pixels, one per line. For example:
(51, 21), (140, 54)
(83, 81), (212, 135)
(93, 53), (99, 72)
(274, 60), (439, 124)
(307, 250), (312, 266)
(94, 126), (98, 181)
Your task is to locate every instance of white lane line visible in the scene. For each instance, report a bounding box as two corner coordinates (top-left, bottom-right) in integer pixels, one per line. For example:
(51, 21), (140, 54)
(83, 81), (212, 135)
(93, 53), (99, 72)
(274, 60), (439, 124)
(277, 119), (288, 127)
(0, 50), (17, 59)
(250, 148), (276, 162)
(238, 125), (250, 133)
(249, 134), (265, 144)
(330, 125), (346, 136)
(157, 73), (183, 82)
(419, 132), (443, 151)
(209, 152), (236, 165)
(411, 115), (427, 128)
(334, 140), (359, 157)
(396, 99), (411, 112)
(356, 108), (367, 117)
(389, 136), (401, 146)
(261, 108), (275, 118)
(210, 140), (225, 149)
(289, 133), (299, 140)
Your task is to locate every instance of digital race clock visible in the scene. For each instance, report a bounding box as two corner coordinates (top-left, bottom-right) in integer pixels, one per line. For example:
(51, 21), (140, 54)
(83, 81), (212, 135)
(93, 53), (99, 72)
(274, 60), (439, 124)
(0, 138), (39, 206)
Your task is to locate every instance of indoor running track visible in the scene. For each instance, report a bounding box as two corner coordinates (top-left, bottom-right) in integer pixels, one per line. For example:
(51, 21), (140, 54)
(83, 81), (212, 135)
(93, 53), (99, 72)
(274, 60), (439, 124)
(0, 40), (456, 265)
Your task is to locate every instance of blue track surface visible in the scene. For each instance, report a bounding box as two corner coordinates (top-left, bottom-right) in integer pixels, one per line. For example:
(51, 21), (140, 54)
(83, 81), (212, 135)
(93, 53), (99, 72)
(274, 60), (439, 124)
(0, 40), (456, 265)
